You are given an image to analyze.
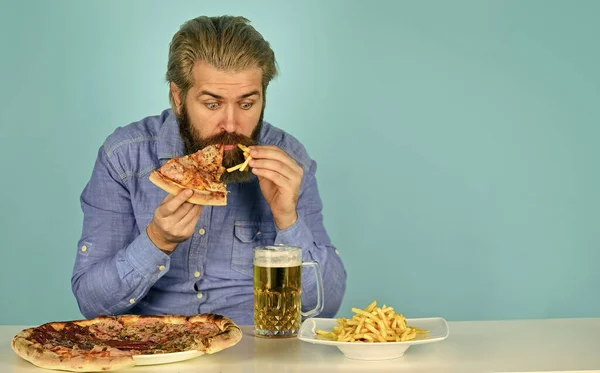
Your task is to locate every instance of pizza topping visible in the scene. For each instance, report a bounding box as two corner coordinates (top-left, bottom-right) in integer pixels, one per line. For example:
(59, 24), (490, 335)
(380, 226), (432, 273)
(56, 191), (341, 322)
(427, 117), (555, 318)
(194, 322), (221, 337)
(88, 318), (123, 340)
(29, 317), (225, 355)
(33, 324), (95, 350)
(97, 346), (133, 357)
(31, 324), (60, 345)
(104, 340), (153, 351)
(50, 345), (72, 357)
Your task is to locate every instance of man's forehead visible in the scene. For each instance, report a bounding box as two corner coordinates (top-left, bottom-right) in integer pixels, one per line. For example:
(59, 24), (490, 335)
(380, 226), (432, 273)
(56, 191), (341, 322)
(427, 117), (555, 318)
(191, 62), (262, 95)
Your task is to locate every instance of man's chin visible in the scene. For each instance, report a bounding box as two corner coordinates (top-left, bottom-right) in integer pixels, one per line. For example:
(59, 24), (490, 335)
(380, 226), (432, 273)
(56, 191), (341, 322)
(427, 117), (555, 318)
(220, 169), (256, 184)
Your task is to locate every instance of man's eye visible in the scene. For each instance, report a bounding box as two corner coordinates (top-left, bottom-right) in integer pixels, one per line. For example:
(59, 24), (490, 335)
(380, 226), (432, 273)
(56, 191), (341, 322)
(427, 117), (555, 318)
(240, 102), (253, 110)
(205, 102), (219, 110)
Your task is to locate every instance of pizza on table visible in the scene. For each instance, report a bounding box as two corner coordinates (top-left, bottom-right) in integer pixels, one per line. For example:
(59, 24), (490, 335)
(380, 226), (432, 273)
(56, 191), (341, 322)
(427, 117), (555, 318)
(11, 314), (242, 372)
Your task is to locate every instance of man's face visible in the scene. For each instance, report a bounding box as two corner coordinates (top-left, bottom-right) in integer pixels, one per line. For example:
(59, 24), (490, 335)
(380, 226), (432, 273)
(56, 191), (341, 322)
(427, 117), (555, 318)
(172, 61), (264, 183)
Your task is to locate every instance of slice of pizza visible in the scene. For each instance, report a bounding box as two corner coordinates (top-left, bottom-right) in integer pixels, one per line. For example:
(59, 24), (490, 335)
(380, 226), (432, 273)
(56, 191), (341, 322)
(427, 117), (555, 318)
(149, 145), (228, 206)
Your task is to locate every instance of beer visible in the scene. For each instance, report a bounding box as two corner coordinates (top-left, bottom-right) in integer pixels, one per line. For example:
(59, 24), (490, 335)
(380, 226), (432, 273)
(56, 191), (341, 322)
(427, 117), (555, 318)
(253, 265), (302, 337)
(253, 245), (324, 338)
(253, 247), (302, 338)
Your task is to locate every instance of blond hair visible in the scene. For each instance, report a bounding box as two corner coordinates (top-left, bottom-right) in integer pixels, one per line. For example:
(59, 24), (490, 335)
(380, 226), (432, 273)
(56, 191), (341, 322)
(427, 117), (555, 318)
(166, 15), (278, 109)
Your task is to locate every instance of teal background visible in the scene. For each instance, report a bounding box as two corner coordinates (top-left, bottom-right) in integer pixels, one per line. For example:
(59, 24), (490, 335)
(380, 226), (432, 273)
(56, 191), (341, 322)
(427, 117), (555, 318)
(0, 0), (598, 325)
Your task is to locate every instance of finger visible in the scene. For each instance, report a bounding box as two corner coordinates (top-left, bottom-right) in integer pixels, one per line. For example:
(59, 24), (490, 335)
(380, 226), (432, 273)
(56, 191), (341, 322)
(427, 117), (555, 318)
(249, 145), (287, 159)
(171, 201), (196, 221)
(252, 167), (290, 189)
(162, 192), (177, 203)
(249, 159), (296, 180)
(249, 146), (301, 171)
(161, 189), (194, 215)
(178, 204), (203, 228)
(250, 145), (283, 152)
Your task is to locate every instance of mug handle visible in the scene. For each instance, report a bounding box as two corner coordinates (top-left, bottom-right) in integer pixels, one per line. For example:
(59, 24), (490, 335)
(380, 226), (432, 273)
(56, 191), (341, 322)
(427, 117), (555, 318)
(300, 261), (324, 318)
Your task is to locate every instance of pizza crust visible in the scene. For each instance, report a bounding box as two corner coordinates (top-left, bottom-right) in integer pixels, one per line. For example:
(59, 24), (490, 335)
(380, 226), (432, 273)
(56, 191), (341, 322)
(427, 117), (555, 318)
(188, 314), (243, 354)
(116, 314), (190, 326)
(11, 328), (135, 372)
(149, 170), (227, 206)
(71, 315), (119, 328)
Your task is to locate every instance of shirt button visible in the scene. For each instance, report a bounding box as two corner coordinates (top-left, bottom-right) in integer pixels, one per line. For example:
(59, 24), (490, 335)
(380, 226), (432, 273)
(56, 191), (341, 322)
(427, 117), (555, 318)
(158, 265), (166, 271)
(129, 298), (135, 304)
(197, 292), (203, 299)
(198, 228), (206, 235)
(194, 271), (201, 278)
(81, 245), (87, 252)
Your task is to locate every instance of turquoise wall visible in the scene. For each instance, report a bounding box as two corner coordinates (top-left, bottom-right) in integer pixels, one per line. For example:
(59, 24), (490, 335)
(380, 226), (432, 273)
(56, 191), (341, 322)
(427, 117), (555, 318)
(1, 0), (598, 325)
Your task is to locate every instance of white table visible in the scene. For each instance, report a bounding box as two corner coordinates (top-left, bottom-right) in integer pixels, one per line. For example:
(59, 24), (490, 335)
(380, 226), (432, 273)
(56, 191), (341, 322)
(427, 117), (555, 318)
(2, 318), (600, 372)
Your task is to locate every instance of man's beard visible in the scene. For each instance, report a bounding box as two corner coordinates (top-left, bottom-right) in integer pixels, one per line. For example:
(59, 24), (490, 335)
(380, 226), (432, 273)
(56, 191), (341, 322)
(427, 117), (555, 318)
(176, 104), (263, 184)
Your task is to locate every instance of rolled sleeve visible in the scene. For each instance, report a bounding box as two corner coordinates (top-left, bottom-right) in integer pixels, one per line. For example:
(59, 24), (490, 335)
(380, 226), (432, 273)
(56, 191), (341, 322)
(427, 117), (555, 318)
(123, 230), (171, 276)
(274, 216), (315, 255)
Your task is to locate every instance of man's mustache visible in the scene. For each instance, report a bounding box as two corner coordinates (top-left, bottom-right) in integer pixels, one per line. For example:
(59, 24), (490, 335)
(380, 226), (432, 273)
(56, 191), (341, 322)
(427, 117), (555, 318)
(199, 131), (256, 147)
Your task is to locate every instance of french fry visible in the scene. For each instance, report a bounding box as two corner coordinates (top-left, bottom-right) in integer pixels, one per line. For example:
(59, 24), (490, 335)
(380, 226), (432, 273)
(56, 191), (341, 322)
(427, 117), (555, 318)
(354, 315), (366, 334)
(314, 300), (428, 343)
(377, 308), (389, 330)
(365, 324), (379, 335)
(226, 164), (243, 173)
(239, 155), (252, 171)
(351, 308), (375, 319)
(227, 144), (253, 173)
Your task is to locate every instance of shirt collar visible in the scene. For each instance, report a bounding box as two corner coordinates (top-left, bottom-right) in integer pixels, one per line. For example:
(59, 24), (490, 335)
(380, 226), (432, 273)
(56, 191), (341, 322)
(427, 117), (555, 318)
(157, 109), (185, 160)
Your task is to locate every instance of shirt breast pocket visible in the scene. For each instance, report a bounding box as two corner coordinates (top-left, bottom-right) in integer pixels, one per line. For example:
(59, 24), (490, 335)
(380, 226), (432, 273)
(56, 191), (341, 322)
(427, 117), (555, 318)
(231, 220), (276, 277)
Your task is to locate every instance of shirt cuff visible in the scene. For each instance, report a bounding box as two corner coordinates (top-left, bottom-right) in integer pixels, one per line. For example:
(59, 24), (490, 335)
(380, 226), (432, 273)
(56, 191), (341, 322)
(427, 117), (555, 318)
(124, 230), (171, 276)
(274, 215), (315, 252)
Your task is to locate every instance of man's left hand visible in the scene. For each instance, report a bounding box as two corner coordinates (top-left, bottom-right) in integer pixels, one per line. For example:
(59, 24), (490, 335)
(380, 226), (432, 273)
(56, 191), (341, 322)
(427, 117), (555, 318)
(249, 145), (303, 230)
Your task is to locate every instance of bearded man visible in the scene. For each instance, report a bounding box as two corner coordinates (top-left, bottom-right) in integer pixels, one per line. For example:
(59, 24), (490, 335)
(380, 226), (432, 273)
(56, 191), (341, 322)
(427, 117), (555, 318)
(71, 15), (347, 325)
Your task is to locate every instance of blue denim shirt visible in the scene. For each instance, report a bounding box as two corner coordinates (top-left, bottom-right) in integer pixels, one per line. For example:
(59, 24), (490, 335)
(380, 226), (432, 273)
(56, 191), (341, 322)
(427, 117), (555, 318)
(71, 109), (347, 325)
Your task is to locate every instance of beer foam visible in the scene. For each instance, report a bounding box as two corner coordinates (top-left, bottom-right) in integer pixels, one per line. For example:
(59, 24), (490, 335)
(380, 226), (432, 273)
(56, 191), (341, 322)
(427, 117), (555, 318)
(254, 247), (302, 268)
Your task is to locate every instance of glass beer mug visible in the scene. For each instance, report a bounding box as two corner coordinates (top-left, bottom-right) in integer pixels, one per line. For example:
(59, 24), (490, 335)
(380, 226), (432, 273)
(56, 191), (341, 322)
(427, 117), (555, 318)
(253, 245), (324, 338)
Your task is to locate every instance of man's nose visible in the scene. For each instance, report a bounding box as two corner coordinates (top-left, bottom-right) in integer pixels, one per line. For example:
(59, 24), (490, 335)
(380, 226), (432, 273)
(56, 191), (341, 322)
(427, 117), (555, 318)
(221, 105), (237, 133)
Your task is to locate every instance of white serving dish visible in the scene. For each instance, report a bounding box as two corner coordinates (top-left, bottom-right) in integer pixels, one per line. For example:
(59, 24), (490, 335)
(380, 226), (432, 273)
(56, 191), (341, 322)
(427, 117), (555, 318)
(132, 349), (204, 365)
(298, 317), (449, 361)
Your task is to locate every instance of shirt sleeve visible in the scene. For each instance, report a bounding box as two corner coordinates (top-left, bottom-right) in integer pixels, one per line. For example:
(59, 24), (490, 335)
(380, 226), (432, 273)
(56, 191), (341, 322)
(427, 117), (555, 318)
(274, 159), (347, 318)
(71, 146), (170, 318)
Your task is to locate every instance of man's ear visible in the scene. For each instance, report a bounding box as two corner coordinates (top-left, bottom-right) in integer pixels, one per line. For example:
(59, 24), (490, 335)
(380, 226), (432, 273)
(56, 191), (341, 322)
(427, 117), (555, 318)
(170, 82), (182, 115)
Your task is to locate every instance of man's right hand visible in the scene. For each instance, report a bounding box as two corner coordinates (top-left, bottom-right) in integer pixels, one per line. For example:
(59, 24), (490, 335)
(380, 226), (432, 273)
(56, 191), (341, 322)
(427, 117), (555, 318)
(146, 189), (203, 253)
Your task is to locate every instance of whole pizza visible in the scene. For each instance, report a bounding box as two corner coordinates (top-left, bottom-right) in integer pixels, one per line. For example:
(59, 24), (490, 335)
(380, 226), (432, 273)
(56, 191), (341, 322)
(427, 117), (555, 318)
(12, 314), (242, 372)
